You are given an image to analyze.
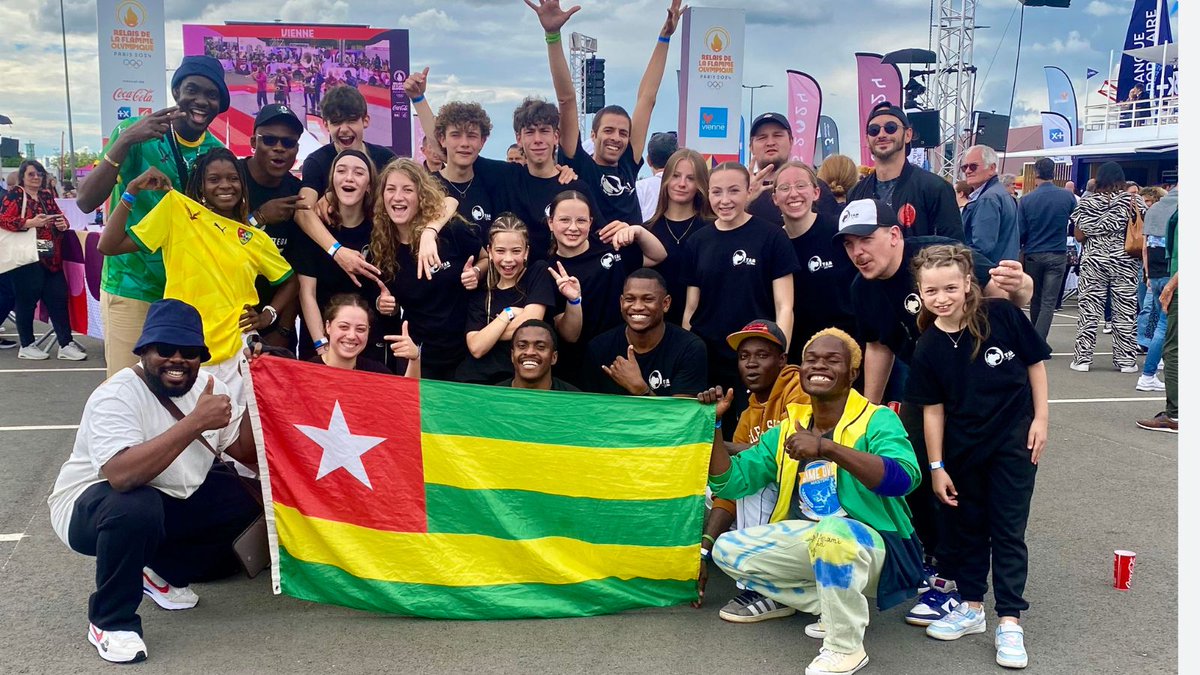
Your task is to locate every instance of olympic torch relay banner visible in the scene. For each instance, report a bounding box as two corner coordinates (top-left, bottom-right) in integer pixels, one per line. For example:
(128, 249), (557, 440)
(678, 7), (745, 162)
(96, 0), (167, 142)
(855, 53), (902, 168)
(786, 70), (822, 165)
(182, 24), (411, 161)
(248, 357), (712, 619)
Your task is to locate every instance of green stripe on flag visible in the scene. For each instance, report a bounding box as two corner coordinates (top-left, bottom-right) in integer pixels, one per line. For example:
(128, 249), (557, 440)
(425, 484), (704, 547)
(279, 547), (698, 620)
(419, 379), (713, 448)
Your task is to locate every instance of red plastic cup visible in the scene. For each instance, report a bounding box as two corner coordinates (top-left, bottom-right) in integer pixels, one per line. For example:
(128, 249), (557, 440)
(1113, 550), (1136, 590)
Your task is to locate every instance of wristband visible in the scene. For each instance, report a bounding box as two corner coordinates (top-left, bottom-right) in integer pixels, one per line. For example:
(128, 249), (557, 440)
(658, 35), (671, 44)
(545, 31), (562, 44)
(929, 460), (945, 471)
(262, 305), (278, 326)
(121, 191), (135, 206)
(314, 338), (329, 350)
(714, 418), (723, 430)
(700, 548), (711, 561)
(327, 242), (342, 257)
(567, 296), (582, 306)
(248, 212), (261, 229)
(103, 153), (121, 169)
(503, 307), (516, 321)
(411, 94), (425, 104)
(701, 534), (716, 546)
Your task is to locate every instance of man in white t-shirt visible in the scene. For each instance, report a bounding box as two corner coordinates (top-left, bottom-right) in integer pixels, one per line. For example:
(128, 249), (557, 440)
(47, 299), (261, 664)
(636, 131), (677, 222)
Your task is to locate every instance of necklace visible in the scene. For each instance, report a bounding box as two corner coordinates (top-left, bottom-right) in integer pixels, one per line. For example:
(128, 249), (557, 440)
(946, 329), (965, 349)
(663, 216), (697, 245)
(443, 174), (473, 198)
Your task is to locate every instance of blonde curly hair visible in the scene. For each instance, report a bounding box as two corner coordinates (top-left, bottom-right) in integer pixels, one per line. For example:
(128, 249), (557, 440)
(370, 158), (451, 282)
(802, 327), (863, 371)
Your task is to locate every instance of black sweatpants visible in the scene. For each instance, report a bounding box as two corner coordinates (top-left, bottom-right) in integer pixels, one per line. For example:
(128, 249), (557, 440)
(66, 464), (262, 635)
(898, 400), (941, 564)
(939, 421), (1037, 618)
(11, 262), (72, 348)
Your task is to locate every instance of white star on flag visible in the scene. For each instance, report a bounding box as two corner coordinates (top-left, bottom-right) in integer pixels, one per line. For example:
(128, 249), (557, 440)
(295, 401), (386, 489)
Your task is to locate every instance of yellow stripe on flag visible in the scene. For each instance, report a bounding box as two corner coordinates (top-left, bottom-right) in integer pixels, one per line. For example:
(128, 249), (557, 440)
(276, 504), (699, 586)
(421, 433), (711, 501)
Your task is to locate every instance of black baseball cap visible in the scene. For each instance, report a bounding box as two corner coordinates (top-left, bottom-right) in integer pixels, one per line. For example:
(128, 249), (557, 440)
(750, 112), (791, 137)
(834, 199), (900, 240)
(866, 101), (910, 128)
(254, 104), (304, 133)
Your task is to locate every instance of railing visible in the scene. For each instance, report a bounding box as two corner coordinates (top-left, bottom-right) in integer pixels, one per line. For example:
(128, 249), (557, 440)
(1081, 94), (1178, 138)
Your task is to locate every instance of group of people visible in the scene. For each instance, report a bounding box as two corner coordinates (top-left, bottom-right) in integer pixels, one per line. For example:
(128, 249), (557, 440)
(39, 2), (1179, 673)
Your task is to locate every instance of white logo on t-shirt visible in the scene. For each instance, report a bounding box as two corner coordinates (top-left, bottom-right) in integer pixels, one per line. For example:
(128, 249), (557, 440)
(544, 204), (552, 219)
(903, 293), (922, 315)
(732, 249), (757, 266)
(600, 174), (635, 197)
(984, 346), (1016, 367)
(427, 260), (453, 275)
(470, 204), (492, 223)
(808, 255), (833, 273)
(601, 252), (622, 269)
(648, 370), (669, 390)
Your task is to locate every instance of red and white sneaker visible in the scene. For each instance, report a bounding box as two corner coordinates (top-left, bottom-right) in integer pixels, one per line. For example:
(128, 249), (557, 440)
(142, 567), (199, 610)
(88, 623), (147, 663)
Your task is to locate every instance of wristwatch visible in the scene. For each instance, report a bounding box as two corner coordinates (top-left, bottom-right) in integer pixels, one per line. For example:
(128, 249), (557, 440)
(262, 305), (278, 326)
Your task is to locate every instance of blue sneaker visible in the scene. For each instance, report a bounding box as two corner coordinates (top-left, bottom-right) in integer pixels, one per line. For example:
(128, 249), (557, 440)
(905, 577), (959, 626)
(917, 563), (938, 594)
(995, 624), (1028, 668)
(925, 602), (986, 640)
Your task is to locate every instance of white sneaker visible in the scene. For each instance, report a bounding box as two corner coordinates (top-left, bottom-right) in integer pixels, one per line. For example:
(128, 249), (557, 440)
(57, 340), (87, 361)
(88, 623), (147, 664)
(1068, 361), (1090, 372)
(17, 344), (48, 360)
(1136, 374), (1166, 392)
(805, 619), (827, 639)
(1118, 364), (1139, 374)
(142, 567), (199, 610)
(805, 646), (869, 675)
(1102, 322), (1113, 334)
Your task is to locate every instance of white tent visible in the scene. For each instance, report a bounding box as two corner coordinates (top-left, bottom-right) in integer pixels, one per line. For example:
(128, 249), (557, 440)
(1122, 43), (1178, 68)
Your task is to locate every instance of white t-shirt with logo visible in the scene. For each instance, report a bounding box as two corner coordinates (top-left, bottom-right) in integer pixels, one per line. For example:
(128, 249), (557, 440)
(47, 369), (242, 546)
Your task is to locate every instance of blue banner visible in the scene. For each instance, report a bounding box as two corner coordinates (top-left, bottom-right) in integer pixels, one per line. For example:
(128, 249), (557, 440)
(815, 115), (839, 165)
(1043, 66), (1078, 132)
(1117, 0), (1175, 103)
(1041, 111), (1072, 162)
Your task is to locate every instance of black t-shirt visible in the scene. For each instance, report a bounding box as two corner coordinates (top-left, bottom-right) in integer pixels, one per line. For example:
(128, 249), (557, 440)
(746, 179), (842, 226)
(559, 133), (644, 225)
(496, 165), (596, 262)
(241, 158), (303, 306)
(377, 221), (483, 374)
(646, 215), (712, 325)
(904, 299), (1050, 467)
(500, 377), (580, 392)
(300, 142), (397, 196)
(788, 210), (860, 359)
(682, 215), (801, 351)
(850, 236), (995, 364)
(307, 354), (393, 374)
(291, 220), (380, 360)
(583, 323), (708, 396)
(436, 158), (508, 235)
(457, 260), (558, 384)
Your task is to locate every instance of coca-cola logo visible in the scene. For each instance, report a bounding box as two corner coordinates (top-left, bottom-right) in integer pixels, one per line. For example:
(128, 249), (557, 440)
(112, 88), (154, 102)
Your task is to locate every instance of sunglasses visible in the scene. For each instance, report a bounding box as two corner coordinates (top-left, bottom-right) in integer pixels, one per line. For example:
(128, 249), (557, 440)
(152, 344), (206, 360)
(257, 134), (299, 149)
(866, 121), (901, 137)
(960, 162), (981, 172)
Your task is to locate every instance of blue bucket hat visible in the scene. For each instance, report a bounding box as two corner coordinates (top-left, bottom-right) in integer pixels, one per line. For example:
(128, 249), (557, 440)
(133, 299), (210, 362)
(171, 55), (231, 114)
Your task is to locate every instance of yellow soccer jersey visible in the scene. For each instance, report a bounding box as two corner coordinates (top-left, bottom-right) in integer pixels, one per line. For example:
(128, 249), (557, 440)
(130, 191), (293, 363)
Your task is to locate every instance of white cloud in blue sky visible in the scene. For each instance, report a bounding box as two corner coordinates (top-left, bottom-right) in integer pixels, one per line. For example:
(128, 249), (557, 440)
(0, 0), (1179, 162)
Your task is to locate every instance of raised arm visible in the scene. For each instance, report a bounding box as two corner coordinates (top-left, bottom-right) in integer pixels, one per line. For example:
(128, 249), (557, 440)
(404, 67), (438, 152)
(526, 0), (582, 158)
(77, 107), (180, 212)
(630, 0), (682, 162)
(97, 167), (173, 256)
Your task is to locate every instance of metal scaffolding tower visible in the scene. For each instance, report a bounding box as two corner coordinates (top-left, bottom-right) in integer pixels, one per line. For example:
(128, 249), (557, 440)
(569, 32), (598, 133)
(930, 0), (978, 180)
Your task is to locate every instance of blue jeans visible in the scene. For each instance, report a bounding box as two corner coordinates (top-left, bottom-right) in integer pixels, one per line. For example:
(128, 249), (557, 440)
(1142, 277), (1169, 376)
(1137, 277), (1165, 349)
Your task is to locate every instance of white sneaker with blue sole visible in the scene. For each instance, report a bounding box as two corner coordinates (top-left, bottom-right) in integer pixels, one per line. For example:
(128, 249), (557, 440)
(995, 623), (1029, 668)
(925, 602), (986, 640)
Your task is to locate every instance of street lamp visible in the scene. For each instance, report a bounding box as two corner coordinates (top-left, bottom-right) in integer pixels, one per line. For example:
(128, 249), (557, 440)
(59, 0), (77, 183)
(742, 83), (772, 162)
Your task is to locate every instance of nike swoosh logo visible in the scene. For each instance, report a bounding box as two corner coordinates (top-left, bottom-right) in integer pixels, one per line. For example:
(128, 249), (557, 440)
(143, 574), (170, 594)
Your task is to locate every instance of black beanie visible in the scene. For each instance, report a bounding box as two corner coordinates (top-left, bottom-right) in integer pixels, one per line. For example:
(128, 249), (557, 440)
(171, 55), (231, 113)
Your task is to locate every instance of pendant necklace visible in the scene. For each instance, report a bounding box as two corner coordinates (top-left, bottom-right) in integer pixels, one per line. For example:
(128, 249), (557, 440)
(664, 216), (696, 245)
(946, 329), (965, 349)
(444, 174), (473, 198)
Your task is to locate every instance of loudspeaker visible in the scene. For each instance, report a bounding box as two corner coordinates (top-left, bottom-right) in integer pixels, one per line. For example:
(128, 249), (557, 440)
(907, 110), (940, 148)
(973, 112), (1010, 152)
(0, 137), (17, 158)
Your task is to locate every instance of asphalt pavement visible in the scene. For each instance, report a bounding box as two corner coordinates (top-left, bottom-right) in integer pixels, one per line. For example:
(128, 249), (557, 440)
(0, 304), (1178, 674)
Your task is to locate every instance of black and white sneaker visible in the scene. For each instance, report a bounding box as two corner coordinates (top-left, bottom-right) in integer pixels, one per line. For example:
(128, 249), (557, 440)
(718, 589), (797, 623)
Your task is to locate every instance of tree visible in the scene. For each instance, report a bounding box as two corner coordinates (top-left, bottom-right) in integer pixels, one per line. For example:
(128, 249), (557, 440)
(49, 150), (101, 175)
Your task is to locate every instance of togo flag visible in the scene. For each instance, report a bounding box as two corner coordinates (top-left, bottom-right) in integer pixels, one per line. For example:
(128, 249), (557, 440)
(247, 357), (712, 619)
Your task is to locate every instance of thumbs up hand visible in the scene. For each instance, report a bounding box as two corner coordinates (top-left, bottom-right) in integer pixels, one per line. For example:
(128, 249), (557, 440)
(190, 376), (232, 432)
(384, 320), (421, 361)
(460, 255), (481, 290)
(375, 279), (398, 316)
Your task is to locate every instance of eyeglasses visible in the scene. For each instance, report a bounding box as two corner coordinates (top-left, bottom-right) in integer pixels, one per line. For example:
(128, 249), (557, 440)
(866, 121), (901, 137)
(960, 162), (981, 173)
(256, 134), (299, 149)
(152, 344), (206, 360)
(775, 182), (814, 195)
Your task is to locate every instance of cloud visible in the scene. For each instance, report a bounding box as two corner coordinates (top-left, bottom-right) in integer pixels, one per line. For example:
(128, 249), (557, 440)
(399, 8), (458, 33)
(279, 0), (350, 23)
(1029, 30), (1091, 55)
(1085, 1), (1122, 17)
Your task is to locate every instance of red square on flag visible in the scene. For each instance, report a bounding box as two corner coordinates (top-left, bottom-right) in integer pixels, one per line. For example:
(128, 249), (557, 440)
(251, 357), (426, 533)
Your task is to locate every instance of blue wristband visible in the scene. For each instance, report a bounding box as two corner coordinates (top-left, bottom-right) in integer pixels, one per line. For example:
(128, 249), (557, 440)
(121, 191), (135, 205)
(567, 296), (582, 305)
(929, 460), (945, 471)
(411, 94), (425, 104)
(327, 242), (342, 257)
(658, 35), (670, 44)
(314, 338), (328, 350)
(714, 418), (723, 430)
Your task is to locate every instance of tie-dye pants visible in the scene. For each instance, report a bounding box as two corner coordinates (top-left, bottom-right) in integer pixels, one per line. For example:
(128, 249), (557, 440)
(712, 517), (886, 653)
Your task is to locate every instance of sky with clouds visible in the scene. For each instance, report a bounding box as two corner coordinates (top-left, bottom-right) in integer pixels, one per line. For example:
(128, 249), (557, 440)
(0, 0), (1181, 163)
